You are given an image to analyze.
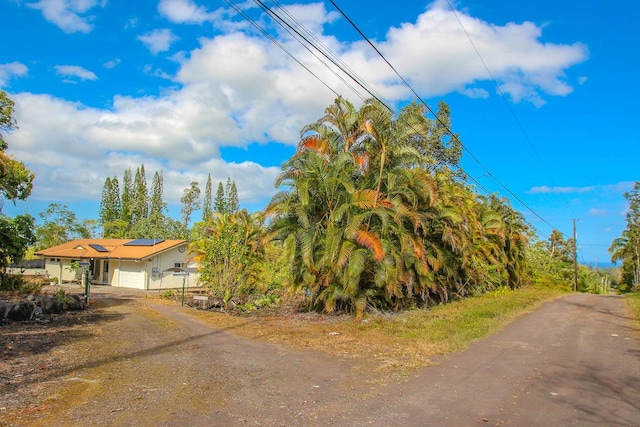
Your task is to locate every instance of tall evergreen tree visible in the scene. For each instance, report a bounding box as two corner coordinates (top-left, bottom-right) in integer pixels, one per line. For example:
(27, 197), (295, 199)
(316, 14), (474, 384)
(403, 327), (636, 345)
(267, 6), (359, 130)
(99, 176), (113, 224)
(111, 177), (121, 218)
(149, 171), (166, 217)
(202, 174), (213, 221)
(121, 168), (133, 225)
(228, 180), (239, 214)
(132, 165), (149, 224)
(180, 181), (201, 228)
(214, 181), (226, 213)
(99, 176), (122, 237)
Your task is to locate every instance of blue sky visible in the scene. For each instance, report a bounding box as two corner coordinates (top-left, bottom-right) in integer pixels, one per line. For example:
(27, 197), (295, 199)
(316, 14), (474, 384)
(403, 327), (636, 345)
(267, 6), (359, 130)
(1, 0), (637, 266)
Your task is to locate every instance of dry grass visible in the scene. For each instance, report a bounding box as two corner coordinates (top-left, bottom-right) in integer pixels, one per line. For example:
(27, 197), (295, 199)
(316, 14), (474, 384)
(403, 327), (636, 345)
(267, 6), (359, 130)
(625, 293), (640, 332)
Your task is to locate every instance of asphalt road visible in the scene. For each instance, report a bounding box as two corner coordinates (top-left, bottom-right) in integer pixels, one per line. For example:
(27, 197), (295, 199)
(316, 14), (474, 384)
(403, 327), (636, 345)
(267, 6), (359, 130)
(341, 293), (640, 426)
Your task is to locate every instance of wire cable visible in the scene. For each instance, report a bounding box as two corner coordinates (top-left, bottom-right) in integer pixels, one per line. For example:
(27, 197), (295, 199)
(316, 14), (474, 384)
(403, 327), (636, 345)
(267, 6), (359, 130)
(220, 0), (341, 98)
(227, 0), (556, 240)
(443, 0), (579, 226)
(327, 0), (560, 235)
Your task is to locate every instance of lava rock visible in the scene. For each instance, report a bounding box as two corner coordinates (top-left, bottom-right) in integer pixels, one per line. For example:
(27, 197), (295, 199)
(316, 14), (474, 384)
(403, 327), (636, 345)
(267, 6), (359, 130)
(7, 300), (36, 321)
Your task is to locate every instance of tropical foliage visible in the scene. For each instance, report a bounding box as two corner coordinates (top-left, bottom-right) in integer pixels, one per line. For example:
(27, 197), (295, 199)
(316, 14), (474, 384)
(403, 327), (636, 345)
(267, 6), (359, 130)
(189, 210), (268, 299)
(609, 182), (640, 291)
(0, 91), (36, 271)
(0, 90), (34, 211)
(266, 97), (530, 318)
(0, 213), (35, 269)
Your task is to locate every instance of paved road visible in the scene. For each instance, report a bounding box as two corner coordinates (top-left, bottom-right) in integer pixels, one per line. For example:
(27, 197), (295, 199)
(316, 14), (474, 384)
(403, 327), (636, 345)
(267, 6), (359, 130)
(340, 293), (640, 426)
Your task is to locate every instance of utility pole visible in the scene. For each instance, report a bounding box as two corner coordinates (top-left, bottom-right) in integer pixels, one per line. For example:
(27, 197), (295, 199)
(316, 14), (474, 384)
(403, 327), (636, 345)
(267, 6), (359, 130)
(573, 218), (579, 292)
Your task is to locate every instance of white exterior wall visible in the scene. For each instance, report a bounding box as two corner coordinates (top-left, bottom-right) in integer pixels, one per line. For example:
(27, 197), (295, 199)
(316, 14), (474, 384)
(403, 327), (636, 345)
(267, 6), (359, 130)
(145, 247), (200, 291)
(43, 258), (82, 284)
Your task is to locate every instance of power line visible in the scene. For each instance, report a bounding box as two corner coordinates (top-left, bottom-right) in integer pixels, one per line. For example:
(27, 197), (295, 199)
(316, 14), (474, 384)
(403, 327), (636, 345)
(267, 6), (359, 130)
(327, 0), (559, 235)
(252, 0), (391, 109)
(443, 0), (579, 226)
(227, 0), (559, 240)
(219, 0), (340, 98)
(258, 1), (498, 196)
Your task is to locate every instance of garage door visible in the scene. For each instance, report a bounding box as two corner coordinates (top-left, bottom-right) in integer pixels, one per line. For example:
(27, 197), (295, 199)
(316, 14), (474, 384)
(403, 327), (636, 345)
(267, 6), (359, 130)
(118, 262), (144, 289)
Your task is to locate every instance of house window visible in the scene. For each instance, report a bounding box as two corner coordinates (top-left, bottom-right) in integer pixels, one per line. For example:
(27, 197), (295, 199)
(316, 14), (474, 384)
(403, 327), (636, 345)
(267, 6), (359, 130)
(174, 262), (185, 269)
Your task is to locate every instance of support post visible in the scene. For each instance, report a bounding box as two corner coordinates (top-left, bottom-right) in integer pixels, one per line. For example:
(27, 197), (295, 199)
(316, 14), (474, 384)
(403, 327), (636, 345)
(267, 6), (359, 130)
(181, 276), (186, 307)
(573, 218), (579, 292)
(83, 269), (90, 303)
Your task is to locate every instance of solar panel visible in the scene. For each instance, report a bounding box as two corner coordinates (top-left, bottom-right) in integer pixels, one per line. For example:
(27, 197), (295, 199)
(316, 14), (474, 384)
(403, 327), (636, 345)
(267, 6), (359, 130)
(123, 238), (166, 246)
(89, 243), (109, 252)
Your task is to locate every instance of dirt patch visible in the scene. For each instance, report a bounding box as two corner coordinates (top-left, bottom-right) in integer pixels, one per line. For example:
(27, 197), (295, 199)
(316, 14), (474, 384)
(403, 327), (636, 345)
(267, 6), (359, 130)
(1, 292), (382, 426)
(0, 298), (122, 420)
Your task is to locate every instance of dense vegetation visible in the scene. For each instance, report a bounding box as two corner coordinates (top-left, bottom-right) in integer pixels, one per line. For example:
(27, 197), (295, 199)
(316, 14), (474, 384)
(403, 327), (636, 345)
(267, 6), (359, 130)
(609, 182), (640, 292)
(265, 97), (532, 318)
(0, 90), (35, 283)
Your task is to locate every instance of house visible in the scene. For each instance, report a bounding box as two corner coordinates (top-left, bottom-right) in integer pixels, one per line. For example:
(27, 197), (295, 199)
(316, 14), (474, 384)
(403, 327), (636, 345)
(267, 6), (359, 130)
(35, 238), (199, 290)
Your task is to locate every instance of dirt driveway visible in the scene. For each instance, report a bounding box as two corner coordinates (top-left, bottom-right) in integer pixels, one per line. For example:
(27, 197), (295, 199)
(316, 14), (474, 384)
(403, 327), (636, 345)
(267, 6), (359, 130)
(2, 291), (639, 426)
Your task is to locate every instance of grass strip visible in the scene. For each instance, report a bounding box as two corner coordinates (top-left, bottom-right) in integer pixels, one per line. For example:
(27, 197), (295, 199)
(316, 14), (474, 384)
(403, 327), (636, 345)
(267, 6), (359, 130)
(188, 286), (566, 374)
(625, 292), (640, 329)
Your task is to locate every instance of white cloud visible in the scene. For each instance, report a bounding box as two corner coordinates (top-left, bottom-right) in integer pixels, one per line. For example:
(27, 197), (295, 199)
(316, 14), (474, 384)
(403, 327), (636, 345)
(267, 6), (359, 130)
(529, 185), (595, 194)
(0, 62), (28, 86)
(379, 2), (588, 103)
(124, 17), (138, 29)
(27, 0), (106, 33)
(142, 64), (172, 80)
(158, 0), (217, 24)
(55, 65), (98, 81)
(9, 92), (282, 205)
(461, 87), (489, 99)
(274, 2), (340, 35)
(589, 208), (608, 217)
(138, 29), (179, 54)
(529, 182), (634, 195)
(103, 58), (121, 69)
(6, 2), (590, 209)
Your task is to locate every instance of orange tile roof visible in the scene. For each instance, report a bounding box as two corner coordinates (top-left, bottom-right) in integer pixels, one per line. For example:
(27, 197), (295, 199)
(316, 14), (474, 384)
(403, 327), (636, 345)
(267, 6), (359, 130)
(35, 239), (188, 261)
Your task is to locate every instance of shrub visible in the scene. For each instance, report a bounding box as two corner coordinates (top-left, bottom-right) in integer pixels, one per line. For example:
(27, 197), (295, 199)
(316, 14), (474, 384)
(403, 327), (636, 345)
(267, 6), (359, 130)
(237, 294), (281, 312)
(54, 288), (73, 309)
(0, 273), (43, 294)
(0, 272), (25, 291)
(159, 289), (177, 299)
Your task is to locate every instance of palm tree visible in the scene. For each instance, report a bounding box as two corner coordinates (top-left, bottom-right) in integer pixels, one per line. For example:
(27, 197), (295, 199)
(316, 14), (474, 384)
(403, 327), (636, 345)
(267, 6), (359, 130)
(268, 97), (529, 318)
(609, 230), (640, 289)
